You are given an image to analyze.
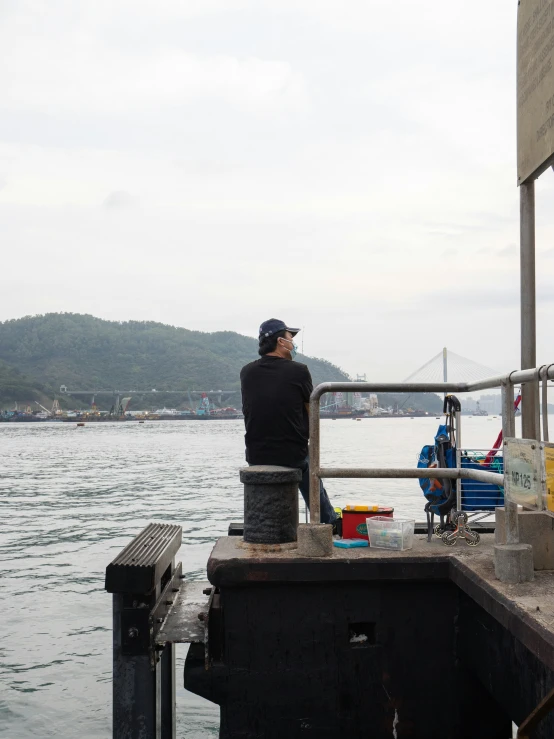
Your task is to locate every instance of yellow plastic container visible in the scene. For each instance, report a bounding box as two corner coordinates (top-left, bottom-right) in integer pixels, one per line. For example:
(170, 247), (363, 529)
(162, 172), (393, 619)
(344, 505), (380, 512)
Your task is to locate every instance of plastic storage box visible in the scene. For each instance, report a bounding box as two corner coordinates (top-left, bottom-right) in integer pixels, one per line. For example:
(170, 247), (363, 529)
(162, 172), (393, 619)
(366, 517), (415, 551)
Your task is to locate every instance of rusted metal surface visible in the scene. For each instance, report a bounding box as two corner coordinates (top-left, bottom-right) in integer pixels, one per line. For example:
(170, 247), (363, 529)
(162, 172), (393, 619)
(150, 562), (183, 646)
(156, 581), (209, 645)
(237, 539), (298, 552)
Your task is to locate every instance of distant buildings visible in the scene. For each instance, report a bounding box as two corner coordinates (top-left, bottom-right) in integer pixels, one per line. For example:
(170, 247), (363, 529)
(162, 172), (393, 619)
(464, 393), (502, 414)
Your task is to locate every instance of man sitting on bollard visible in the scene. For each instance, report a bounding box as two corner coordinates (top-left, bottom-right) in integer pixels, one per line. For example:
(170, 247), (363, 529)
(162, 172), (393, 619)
(240, 318), (340, 533)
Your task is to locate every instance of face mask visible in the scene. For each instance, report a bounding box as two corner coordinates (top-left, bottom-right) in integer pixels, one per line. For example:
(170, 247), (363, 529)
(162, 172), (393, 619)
(281, 337), (298, 360)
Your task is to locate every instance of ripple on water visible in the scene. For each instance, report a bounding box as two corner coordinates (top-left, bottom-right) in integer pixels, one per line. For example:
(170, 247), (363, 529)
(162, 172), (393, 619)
(0, 416), (516, 738)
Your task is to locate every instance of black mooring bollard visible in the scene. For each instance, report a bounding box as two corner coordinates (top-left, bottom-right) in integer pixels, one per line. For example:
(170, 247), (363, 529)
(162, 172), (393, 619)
(240, 465), (301, 544)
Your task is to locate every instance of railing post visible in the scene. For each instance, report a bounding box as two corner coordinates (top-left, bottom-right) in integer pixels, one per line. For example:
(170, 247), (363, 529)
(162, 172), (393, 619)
(494, 383), (533, 583)
(501, 382), (520, 546)
(309, 389), (321, 524)
(455, 408), (462, 510)
(300, 387), (333, 556)
(542, 365), (553, 442)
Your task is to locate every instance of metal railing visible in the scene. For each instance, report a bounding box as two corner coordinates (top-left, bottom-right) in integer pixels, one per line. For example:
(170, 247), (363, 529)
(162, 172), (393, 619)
(308, 365), (554, 545)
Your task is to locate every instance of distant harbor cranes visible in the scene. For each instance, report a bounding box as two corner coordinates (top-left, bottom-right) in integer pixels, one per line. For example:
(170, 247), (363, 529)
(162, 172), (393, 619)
(58, 385), (239, 414)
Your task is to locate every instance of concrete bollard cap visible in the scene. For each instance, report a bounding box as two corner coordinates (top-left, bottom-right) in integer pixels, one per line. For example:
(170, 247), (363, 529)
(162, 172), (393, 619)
(240, 466), (302, 484)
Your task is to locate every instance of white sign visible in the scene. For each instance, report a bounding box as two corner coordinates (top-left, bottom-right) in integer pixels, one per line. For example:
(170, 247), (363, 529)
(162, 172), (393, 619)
(504, 438), (544, 509)
(544, 442), (554, 513)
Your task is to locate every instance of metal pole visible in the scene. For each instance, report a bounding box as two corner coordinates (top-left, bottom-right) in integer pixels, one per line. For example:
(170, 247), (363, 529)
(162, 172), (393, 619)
(520, 181), (538, 440)
(161, 643), (175, 738)
(309, 393), (321, 523)
(113, 593), (161, 738)
(535, 367), (542, 442)
(160, 561), (176, 739)
(542, 365), (554, 442)
(443, 347), (448, 404)
(543, 368), (549, 442)
(455, 409), (462, 510)
(501, 382), (520, 545)
(318, 467), (503, 485)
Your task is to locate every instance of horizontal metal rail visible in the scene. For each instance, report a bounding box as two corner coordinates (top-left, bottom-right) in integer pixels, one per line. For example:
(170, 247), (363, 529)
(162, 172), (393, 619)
(309, 366), (554, 401)
(308, 368), (554, 525)
(319, 467), (503, 485)
(60, 389), (238, 396)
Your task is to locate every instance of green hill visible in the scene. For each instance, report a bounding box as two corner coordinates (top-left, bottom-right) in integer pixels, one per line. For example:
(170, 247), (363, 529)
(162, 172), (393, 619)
(0, 360), (49, 407)
(0, 314), (444, 412)
(0, 313), (351, 408)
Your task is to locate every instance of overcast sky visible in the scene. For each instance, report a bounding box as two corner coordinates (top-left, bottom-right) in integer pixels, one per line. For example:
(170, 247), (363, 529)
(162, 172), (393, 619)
(1, 0), (553, 381)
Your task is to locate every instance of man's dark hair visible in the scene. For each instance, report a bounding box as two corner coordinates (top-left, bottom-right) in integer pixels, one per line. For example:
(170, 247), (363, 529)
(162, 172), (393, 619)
(258, 329), (287, 356)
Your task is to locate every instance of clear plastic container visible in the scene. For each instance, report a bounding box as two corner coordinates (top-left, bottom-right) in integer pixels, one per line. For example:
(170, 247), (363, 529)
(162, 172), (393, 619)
(366, 516), (415, 551)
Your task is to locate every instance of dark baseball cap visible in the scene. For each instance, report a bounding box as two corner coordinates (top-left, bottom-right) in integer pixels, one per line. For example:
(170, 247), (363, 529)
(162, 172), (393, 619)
(258, 318), (300, 339)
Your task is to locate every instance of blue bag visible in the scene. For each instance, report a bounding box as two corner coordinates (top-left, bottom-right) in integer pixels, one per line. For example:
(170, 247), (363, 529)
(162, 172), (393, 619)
(417, 425), (454, 516)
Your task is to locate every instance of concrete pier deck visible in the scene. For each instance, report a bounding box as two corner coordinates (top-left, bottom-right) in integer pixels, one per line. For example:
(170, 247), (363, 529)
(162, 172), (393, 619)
(208, 535), (554, 662)
(188, 533), (554, 738)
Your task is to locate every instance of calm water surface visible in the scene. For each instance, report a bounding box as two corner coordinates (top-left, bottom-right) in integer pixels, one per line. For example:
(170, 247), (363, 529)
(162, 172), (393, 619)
(0, 415), (520, 737)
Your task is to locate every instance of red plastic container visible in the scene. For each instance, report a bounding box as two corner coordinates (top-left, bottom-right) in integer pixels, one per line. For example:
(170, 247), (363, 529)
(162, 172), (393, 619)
(341, 506), (394, 539)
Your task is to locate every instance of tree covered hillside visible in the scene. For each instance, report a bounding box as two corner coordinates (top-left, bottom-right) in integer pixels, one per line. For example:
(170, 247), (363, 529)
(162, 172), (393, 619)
(0, 361), (48, 406)
(0, 314), (445, 411)
(0, 314), (350, 399)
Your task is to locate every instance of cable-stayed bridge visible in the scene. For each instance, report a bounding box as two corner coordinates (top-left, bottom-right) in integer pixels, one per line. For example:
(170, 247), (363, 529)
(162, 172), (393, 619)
(403, 348), (499, 386)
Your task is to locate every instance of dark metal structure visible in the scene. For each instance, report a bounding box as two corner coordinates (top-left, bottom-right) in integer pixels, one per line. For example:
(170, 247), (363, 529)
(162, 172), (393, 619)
(105, 523), (210, 738)
(106, 525), (554, 738)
